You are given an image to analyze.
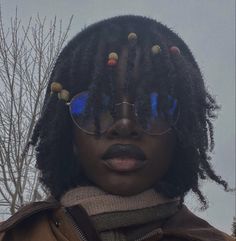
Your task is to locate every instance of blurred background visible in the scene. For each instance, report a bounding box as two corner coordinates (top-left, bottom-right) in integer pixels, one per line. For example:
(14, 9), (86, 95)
(0, 0), (235, 234)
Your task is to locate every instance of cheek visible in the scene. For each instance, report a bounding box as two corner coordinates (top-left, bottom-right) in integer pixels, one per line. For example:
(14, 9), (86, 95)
(72, 129), (104, 176)
(145, 134), (176, 178)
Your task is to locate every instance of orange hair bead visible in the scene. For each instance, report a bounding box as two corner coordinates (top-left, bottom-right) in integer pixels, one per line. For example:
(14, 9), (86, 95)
(51, 82), (63, 93)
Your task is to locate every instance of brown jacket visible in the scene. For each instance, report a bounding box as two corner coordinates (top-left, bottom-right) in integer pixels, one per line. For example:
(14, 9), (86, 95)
(0, 199), (234, 241)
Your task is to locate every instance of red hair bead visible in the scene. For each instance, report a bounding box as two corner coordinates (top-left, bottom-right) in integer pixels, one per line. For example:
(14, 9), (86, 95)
(170, 46), (181, 55)
(107, 59), (117, 66)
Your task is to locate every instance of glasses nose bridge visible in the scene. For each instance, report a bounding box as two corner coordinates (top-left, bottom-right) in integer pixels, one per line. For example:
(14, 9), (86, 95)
(114, 101), (136, 120)
(106, 102), (141, 139)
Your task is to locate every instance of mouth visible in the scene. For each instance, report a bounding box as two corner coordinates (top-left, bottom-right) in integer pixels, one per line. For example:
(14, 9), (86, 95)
(101, 144), (148, 173)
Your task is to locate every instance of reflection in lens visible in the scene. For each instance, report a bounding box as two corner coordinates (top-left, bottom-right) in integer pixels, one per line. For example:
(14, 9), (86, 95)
(136, 92), (178, 135)
(70, 91), (179, 135)
(70, 91), (114, 134)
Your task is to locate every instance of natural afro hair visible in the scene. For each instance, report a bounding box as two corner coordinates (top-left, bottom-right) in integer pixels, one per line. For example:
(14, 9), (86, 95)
(30, 15), (229, 208)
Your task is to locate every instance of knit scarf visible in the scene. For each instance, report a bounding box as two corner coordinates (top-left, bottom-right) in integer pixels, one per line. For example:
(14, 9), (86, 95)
(61, 186), (180, 241)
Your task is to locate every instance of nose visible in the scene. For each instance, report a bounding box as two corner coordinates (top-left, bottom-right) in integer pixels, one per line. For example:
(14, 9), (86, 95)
(106, 118), (142, 139)
(105, 101), (142, 139)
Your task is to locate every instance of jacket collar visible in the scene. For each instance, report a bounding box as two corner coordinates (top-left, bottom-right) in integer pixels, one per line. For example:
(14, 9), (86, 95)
(0, 197), (59, 233)
(0, 198), (233, 241)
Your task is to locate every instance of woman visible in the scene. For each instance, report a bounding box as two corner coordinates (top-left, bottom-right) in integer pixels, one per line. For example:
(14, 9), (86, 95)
(0, 15), (233, 241)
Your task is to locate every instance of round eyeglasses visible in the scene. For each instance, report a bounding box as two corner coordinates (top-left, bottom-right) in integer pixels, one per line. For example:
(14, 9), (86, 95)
(67, 91), (179, 135)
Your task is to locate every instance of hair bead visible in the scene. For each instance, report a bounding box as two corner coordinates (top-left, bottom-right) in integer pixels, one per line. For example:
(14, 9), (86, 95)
(151, 45), (161, 55)
(58, 89), (70, 102)
(107, 59), (117, 66)
(170, 46), (181, 55)
(128, 32), (137, 42)
(108, 52), (119, 61)
(51, 82), (63, 93)
(107, 52), (119, 66)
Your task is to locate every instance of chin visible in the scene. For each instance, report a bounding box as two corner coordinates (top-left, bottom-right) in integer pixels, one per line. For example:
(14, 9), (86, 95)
(96, 179), (153, 196)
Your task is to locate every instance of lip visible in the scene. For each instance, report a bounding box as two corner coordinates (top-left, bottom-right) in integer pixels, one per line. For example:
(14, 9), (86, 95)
(103, 157), (148, 173)
(102, 144), (147, 160)
(101, 144), (148, 173)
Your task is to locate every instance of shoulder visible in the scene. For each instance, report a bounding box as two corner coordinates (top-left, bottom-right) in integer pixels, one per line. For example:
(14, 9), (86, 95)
(0, 198), (60, 241)
(162, 205), (234, 241)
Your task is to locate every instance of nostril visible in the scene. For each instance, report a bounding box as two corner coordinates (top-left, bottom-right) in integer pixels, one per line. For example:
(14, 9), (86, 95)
(106, 119), (142, 139)
(108, 127), (141, 139)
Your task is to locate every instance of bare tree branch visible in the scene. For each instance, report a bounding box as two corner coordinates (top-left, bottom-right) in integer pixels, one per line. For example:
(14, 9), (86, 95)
(0, 6), (73, 216)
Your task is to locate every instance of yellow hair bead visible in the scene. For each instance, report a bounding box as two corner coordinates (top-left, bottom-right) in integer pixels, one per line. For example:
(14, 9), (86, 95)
(128, 32), (137, 42)
(58, 89), (70, 102)
(151, 45), (161, 55)
(108, 52), (119, 61)
(51, 82), (63, 93)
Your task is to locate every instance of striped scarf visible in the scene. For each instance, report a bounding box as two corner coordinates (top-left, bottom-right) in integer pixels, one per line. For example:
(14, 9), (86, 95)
(61, 186), (180, 241)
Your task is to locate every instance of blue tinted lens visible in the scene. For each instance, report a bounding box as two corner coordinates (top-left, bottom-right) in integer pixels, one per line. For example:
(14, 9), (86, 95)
(71, 92), (89, 117)
(168, 96), (177, 115)
(70, 91), (113, 134)
(70, 91), (178, 134)
(150, 92), (159, 118)
(70, 91), (110, 117)
(150, 92), (178, 119)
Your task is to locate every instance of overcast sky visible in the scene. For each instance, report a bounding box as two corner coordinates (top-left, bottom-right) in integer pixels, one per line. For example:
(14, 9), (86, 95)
(1, 0), (235, 234)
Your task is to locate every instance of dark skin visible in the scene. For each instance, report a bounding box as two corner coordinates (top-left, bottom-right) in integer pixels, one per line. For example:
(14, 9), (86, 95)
(73, 47), (177, 196)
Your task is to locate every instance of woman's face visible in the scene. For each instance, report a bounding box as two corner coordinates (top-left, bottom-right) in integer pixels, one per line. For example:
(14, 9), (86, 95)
(72, 47), (177, 196)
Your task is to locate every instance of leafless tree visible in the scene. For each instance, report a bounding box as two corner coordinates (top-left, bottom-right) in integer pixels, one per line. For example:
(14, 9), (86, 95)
(0, 7), (73, 217)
